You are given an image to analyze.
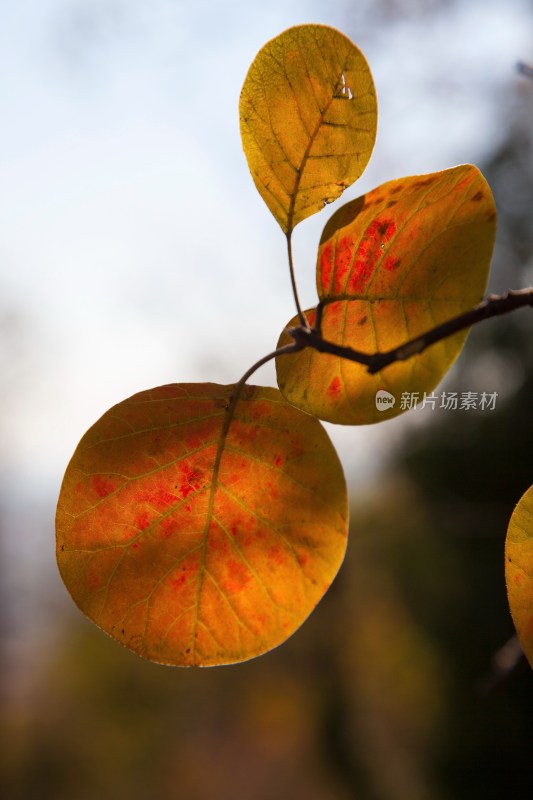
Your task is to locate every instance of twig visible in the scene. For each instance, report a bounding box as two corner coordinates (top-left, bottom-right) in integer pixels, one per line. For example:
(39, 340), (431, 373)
(288, 288), (533, 374)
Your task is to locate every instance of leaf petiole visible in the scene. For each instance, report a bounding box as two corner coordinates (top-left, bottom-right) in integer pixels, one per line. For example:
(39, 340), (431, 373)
(286, 232), (310, 330)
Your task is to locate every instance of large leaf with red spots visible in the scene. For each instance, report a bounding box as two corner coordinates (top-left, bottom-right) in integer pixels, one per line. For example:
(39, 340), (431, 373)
(276, 165), (497, 424)
(239, 24), (377, 234)
(506, 485), (533, 669)
(56, 383), (347, 666)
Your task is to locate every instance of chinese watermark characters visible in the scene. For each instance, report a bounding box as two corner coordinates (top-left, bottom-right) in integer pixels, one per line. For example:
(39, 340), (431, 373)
(398, 390), (498, 411)
(375, 389), (499, 412)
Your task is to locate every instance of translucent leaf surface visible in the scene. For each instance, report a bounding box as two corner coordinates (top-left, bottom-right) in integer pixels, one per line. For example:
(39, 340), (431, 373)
(240, 24), (377, 234)
(506, 485), (533, 669)
(56, 384), (348, 666)
(276, 165), (496, 424)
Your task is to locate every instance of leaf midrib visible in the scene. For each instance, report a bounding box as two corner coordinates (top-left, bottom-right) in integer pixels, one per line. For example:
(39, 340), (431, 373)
(286, 63), (351, 234)
(191, 387), (241, 663)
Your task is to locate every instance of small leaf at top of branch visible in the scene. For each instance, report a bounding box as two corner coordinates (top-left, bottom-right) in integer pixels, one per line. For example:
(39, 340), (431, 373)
(239, 24), (377, 234)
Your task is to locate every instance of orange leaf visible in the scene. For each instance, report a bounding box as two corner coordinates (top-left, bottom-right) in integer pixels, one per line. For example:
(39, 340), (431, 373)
(239, 24), (377, 234)
(276, 165), (497, 423)
(56, 384), (347, 666)
(506, 485), (533, 670)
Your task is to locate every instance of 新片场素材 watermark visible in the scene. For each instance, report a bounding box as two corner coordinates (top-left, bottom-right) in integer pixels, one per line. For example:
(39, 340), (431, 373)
(375, 389), (498, 412)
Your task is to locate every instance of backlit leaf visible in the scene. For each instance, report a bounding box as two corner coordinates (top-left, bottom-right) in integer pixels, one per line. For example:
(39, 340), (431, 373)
(240, 24), (377, 234)
(276, 165), (496, 424)
(56, 383), (347, 666)
(506, 485), (533, 669)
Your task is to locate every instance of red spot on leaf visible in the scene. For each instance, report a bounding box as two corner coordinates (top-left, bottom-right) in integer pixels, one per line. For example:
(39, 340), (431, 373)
(170, 564), (194, 591)
(274, 454), (283, 468)
(225, 559), (251, 593)
(92, 476), (115, 499)
(346, 218), (397, 293)
(189, 468), (203, 484)
(179, 466), (203, 498)
(160, 518), (178, 539)
(327, 376), (342, 397)
(332, 236), (354, 293)
(149, 485), (177, 509)
(384, 257), (401, 272)
(136, 511), (150, 531)
(268, 546), (284, 566)
(320, 241), (334, 292)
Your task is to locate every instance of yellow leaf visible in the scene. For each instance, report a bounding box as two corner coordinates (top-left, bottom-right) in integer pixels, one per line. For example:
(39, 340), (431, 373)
(56, 383), (347, 666)
(240, 24), (377, 234)
(506, 485), (533, 669)
(276, 165), (497, 424)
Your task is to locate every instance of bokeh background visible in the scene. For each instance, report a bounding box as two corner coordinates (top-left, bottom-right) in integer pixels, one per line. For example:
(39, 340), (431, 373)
(1, 0), (533, 798)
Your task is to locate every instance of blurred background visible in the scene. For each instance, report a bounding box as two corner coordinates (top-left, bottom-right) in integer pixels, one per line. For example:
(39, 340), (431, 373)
(1, 0), (533, 797)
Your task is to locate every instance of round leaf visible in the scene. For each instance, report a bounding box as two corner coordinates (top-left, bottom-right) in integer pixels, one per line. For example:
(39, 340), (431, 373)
(240, 24), (377, 234)
(276, 165), (497, 424)
(506, 485), (533, 669)
(56, 383), (348, 666)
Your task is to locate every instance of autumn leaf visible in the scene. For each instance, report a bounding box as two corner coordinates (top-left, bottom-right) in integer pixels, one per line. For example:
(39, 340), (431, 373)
(506, 485), (533, 669)
(56, 383), (347, 667)
(276, 165), (497, 424)
(240, 24), (377, 234)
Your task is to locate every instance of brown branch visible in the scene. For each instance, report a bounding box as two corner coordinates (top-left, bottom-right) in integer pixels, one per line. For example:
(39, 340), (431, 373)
(288, 288), (533, 374)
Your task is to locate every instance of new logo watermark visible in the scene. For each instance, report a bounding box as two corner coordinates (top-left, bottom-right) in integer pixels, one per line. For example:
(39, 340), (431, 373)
(375, 389), (498, 412)
(375, 390), (396, 411)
